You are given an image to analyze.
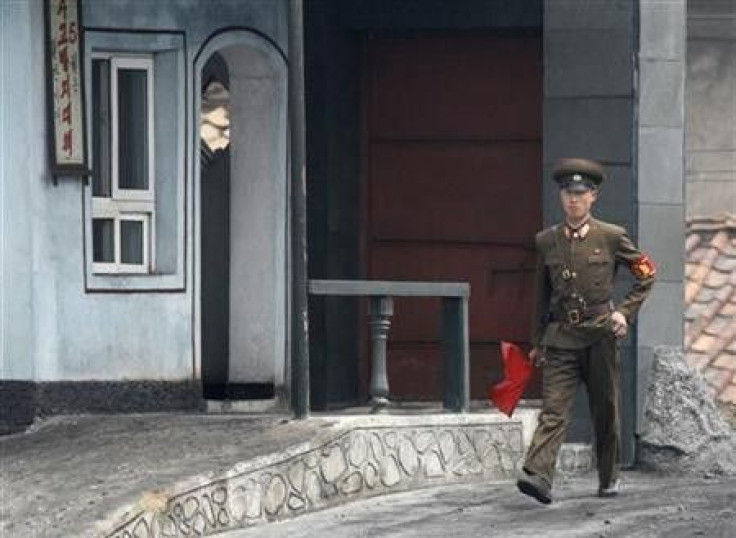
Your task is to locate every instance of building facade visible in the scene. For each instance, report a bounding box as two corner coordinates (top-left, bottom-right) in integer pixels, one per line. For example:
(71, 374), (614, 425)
(1, 0), (698, 466)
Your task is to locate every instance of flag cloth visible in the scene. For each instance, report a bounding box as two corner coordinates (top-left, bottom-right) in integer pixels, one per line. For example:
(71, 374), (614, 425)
(488, 341), (535, 417)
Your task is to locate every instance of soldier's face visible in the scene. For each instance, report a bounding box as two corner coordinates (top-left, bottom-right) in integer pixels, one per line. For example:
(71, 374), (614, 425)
(560, 188), (597, 221)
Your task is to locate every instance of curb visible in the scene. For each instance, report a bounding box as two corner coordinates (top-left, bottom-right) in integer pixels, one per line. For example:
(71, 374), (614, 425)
(99, 413), (592, 537)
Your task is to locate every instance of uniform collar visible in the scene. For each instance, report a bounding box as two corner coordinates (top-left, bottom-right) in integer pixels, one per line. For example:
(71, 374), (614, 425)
(563, 217), (592, 240)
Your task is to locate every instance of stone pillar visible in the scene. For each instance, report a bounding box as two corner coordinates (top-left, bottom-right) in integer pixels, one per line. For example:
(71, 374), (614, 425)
(635, 0), (686, 447)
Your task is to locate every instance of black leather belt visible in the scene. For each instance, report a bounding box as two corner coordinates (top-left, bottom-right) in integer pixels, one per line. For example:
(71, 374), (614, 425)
(551, 302), (613, 325)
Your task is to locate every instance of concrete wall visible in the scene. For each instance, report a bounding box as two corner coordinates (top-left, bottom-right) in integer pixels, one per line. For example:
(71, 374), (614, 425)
(635, 0), (687, 443)
(0, 0), (290, 420)
(686, 0), (736, 218)
(0, 0), (44, 382)
(219, 42), (288, 386)
(543, 0), (638, 461)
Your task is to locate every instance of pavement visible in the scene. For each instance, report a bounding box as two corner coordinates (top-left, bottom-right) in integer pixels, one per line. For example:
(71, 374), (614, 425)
(0, 413), (327, 538)
(226, 471), (736, 538)
(2, 412), (736, 538)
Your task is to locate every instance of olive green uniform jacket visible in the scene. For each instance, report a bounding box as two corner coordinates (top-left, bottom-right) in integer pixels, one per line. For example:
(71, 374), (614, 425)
(531, 217), (656, 350)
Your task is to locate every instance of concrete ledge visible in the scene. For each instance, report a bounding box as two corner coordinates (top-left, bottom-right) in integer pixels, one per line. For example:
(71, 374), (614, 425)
(101, 413), (592, 537)
(308, 279), (470, 298)
(102, 414), (521, 536)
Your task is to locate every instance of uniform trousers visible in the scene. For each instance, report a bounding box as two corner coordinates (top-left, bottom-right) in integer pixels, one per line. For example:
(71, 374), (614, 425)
(523, 333), (620, 488)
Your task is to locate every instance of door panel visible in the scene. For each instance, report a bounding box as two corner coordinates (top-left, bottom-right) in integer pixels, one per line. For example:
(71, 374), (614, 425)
(363, 34), (542, 401)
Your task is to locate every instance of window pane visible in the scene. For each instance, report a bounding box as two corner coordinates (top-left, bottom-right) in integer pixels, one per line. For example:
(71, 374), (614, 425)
(120, 219), (144, 265)
(118, 68), (149, 190)
(92, 219), (115, 262)
(92, 59), (111, 197)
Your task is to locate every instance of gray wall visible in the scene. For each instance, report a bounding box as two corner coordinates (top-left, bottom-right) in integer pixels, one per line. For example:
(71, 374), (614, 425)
(635, 0), (686, 446)
(1, 0), (44, 381)
(219, 42), (288, 386)
(543, 0), (638, 459)
(0, 1), (289, 389)
(686, 0), (736, 218)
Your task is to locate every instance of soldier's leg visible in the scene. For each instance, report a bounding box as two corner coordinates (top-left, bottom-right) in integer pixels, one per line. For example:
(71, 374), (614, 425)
(523, 347), (581, 486)
(582, 334), (620, 488)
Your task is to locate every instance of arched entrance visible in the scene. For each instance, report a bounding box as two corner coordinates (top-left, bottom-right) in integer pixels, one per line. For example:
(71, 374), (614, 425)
(194, 31), (288, 402)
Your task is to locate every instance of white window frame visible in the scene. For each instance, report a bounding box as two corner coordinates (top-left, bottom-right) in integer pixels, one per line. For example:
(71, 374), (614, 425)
(118, 213), (150, 274)
(91, 53), (156, 275)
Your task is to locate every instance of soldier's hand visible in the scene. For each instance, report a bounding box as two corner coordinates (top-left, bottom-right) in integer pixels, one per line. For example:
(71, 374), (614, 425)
(610, 310), (628, 339)
(528, 347), (546, 367)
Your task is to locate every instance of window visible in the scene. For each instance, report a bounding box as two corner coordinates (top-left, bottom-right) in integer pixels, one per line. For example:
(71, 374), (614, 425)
(91, 55), (155, 274)
(85, 30), (185, 291)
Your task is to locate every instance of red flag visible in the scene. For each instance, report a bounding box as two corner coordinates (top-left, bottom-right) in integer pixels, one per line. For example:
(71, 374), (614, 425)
(488, 341), (535, 417)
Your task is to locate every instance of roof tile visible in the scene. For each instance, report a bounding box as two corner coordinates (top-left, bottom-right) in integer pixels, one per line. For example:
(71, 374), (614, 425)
(712, 353), (736, 369)
(703, 316), (733, 336)
(704, 270), (732, 289)
(685, 233), (701, 253)
(691, 334), (717, 353)
(722, 302), (736, 317)
(688, 247), (707, 263)
(714, 256), (736, 272)
(685, 220), (736, 404)
(686, 353), (711, 371)
(719, 384), (736, 405)
(703, 367), (732, 392)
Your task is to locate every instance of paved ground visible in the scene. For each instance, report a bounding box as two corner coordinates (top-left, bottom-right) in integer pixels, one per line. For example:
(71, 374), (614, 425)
(0, 413), (326, 538)
(3, 413), (736, 538)
(227, 471), (736, 538)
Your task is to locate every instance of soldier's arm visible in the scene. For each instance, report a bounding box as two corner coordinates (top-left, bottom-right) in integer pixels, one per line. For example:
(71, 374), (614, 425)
(614, 230), (656, 322)
(530, 236), (551, 348)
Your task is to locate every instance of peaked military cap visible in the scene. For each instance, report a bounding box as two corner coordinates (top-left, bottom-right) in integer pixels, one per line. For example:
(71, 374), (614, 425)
(552, 158), (606, 193)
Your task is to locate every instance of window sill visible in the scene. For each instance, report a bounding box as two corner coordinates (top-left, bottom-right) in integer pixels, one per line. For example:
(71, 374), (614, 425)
(85, 271), (184, 293)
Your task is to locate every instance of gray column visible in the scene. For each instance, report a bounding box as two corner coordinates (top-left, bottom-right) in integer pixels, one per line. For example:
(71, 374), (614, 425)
(636, 0), (686, 444)
(543, 0), (637, 461)
(288, 0), (310, 418)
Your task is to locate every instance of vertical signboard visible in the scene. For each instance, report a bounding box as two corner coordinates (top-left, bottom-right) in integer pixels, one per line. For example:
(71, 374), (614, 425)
(45, 0), (89, 176)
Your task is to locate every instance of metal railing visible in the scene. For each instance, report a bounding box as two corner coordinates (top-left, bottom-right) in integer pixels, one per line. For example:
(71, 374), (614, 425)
(308, 280), (471, 413)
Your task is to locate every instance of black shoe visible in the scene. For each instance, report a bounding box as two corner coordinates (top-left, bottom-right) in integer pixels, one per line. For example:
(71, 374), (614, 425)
(517, 470), (552, 505)
(598, 479), (621, 498)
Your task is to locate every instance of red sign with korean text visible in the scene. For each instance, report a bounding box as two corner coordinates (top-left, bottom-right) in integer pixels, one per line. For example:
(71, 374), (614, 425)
(45, 0), (88, 175)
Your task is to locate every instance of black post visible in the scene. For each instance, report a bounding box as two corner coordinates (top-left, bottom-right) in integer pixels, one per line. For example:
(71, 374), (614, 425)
(288, 0), (309, 419)
(442, 297), (470, 412)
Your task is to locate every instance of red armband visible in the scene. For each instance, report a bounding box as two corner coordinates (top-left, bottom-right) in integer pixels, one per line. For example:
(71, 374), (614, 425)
(630, 254), (656, 279)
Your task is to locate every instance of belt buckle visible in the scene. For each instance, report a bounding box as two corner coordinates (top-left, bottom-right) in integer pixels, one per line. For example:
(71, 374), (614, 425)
(567, 309), (581, 325)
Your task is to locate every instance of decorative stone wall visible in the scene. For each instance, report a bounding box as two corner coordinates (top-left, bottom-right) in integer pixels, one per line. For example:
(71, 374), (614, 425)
(105, 422), (523, 537)
(557, 443), (594, 475)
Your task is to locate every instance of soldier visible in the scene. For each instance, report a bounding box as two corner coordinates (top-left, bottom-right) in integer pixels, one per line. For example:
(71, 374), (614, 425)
(517, 158), (656, 505)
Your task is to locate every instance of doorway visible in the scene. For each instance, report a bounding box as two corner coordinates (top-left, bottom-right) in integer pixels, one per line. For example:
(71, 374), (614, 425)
(362, 33), (543, 400)
(196, 32), (288, 401)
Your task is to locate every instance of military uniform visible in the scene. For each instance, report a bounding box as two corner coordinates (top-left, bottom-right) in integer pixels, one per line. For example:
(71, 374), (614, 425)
(520, 158), (656, 500)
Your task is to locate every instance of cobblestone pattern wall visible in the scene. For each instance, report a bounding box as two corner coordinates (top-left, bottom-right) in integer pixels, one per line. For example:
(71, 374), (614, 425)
(106, 423), (524, 537)
(557, 443), (594, 474)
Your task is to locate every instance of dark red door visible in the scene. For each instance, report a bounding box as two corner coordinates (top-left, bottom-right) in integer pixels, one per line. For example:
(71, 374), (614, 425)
(362, 34), (542, 400)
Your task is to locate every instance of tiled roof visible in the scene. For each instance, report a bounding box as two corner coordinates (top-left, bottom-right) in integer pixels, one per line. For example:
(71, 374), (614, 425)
(685, 213), (736, 404)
